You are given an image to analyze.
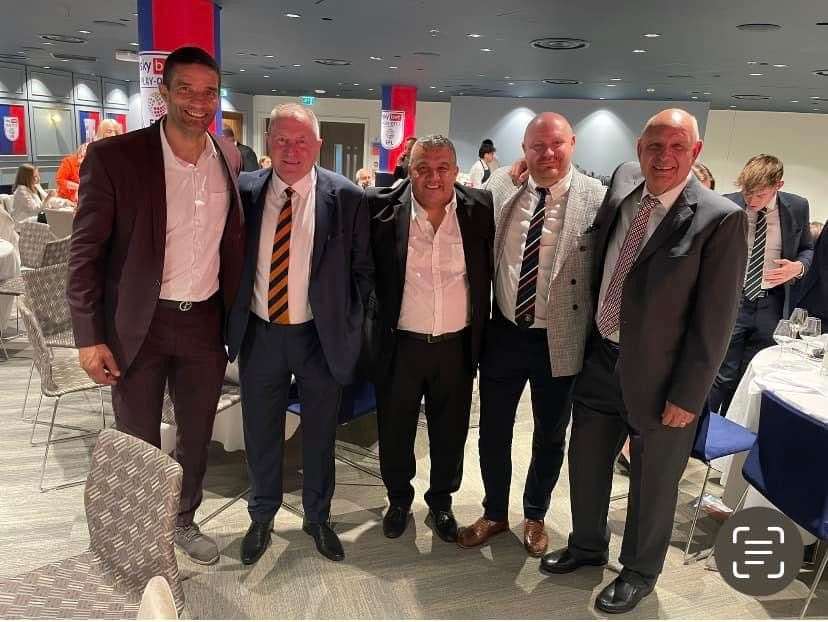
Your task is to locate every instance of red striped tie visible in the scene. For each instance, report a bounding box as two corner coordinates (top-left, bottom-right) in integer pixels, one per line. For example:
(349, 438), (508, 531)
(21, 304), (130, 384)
(268, 187), (293, 324)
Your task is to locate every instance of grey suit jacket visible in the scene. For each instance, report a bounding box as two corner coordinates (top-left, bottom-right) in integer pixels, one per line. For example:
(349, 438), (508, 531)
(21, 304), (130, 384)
(487, 167), (607, 376)
(594, 162), (748, 425)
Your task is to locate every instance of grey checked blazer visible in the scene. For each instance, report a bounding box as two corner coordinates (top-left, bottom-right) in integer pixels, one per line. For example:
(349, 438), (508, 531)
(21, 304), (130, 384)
(487, 167), (606, 377)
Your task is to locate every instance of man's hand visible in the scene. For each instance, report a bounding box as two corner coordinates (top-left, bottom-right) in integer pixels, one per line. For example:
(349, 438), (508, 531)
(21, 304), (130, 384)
(764, 259), (803, 287)
(508, 158), (529, 186)
(79, 344), (121, 385)
(661, 401), (696, 428)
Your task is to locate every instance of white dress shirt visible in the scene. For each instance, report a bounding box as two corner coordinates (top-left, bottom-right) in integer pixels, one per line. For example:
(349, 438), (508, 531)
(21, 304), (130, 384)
(11, 185), (46, 223)
(397, 193), (469, 335)
(159, 121), (230, 302)
(252, 168), (316, 323)
(745, 193), (783, 290)
(597, 174), (690, 342)
(496, 168), (572, 328)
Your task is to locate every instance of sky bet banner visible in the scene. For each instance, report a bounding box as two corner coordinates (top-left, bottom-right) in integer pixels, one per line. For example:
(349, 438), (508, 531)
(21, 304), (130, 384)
(78, 110), (101, 143)
(0, 104), (27, 156)
(379, 85), (417, 173)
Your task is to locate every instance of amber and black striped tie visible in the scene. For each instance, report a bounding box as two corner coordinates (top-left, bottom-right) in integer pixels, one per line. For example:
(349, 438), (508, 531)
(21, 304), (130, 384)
(268, 187), (293, 324)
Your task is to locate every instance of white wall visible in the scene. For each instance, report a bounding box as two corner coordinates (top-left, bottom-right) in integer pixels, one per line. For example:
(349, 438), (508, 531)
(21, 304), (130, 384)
(220, 91), (254, 144)
(252, 95), (450, 170)
(701, 110), (828, 222)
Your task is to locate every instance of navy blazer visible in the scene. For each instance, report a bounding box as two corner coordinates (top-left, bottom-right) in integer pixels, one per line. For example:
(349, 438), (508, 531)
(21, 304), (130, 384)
(792, 224), (828, 320)
(724, 190), (814, 314)
(226, 166), (373, 385)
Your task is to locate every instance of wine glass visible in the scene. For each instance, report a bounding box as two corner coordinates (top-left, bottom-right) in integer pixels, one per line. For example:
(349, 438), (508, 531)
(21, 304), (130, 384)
(773, 319), (796, 354)
(799, 317), (822, 356)
(789, 307), (808, 337)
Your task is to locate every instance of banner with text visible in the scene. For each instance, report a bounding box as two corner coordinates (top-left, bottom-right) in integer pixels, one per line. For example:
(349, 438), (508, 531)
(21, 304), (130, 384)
(379, 85), (417, 173)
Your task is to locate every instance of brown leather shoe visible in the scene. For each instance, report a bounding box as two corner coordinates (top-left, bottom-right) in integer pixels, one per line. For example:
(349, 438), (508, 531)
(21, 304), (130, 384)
(523, 519), (548, 557)
(457, 517), (509, 548)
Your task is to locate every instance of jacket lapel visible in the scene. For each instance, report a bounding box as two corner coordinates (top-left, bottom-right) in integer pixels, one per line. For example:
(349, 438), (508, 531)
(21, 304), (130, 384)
(777, 193), (794, 259)
(311, 166), (336, 278)
(455, 188), (477, 287)
(494, 185), (527, 267)
(635, 180), (698, 266)
(550, 172), (586, 280)
(147, 121), (166, 260)
(248, 170), (272, 254)
(395, 184), (413, 287)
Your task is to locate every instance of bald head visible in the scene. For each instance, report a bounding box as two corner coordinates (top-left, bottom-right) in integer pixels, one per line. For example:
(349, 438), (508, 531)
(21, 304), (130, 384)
(522, 112), (575, 187)
(637, 107), (703, 196)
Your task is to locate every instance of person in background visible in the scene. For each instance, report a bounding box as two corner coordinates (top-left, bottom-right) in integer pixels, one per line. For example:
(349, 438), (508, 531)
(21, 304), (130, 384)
(481, 139), (501, 171)
(222, 126), (260, 172)
(355, 167), (374, 189)
(393, 136), (417, 180)
(11, 164), (55, 223)
(793, 221), (828, 324)
(810, 220), (824, 241)
(468, 140), (497, 188)
(56, 143), (87, 204)
(692, 161), (715, 190)
(95, 119), (123, 140)
(258, 155), (271, 169)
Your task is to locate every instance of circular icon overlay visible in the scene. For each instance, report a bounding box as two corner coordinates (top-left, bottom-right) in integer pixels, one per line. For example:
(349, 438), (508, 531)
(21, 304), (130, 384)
(715, 506), (803, 596)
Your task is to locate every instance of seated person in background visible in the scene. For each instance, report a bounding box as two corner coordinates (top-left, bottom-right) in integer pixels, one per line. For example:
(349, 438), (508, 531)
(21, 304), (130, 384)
(11, 163), (55, 223)
(221, 127), (259, 172)
(810, 220), (823, 241)
(94, 118), (123, 140)
(355, 167), (374, 188)
(258, 155), (271, 168)
(467, 140), (497, 188)
(56, 143), (87, 203)
(793, 222), (828, 324)
(692, 161), (715, 190)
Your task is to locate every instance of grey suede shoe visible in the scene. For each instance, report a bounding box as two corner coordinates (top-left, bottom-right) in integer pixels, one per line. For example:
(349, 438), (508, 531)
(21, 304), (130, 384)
(174, 523), (219, 565)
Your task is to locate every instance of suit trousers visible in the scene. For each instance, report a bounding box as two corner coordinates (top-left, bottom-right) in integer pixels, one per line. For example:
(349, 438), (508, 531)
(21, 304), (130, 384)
(567, 332), (698, 588)
(111, 298), (227, 527)
(478, 311), (575, 522)
(239, 314), (342, 524)
(375, 332), (474, 511)
(709, 289), (783, 415)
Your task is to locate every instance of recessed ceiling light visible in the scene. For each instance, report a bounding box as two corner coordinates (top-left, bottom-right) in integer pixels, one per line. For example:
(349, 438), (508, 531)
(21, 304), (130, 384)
(438, 90), (444, 93)
(632, 49), (647, 53)
(388, 65), (398, 69)
(271, 89), (277, 92)
(284, 13), (301, 18)
(129, 42), (138, 46)
(321, 17), (333, 21)
(503, 76), (512, 79)
(773, 64), (788, 68)
(790, 100), (799, 103)
(40, 33), (86, 43)
(265, 54), (274, 58)
(732, 94), (771, 100)
(43, 65), (50, 69)
(610, 77), (622, 81)
(429, 85), (436, 89)
(337, 82), (343, 85)
(730, 105), (737, 108)
(604, 84), (617, 87)
(747, 61), (759, 65)
(643, 33), (661, 38)
(477, 74), (485, 77)
(480, 48), (493, 52)
(508, 82), (515, 86)
(531, 37), (590, 50)
(239, 68), (245, 72)
(292, 64), (302, 67)
(336, 94), (341, 97)
(737, 23), (781, 31)
(264, 75), (270, 78)
(78, 30), (91, 34)
(368, 88), (374, 91)
(429, 28), (440, 34)
(369, 56), (383, 61)
(353, 83), (359, 86)
(749, 73), (764, 76)
(132, 12), (138, 16)
(543, 78), (582, 85)
(42, 42), (52, 45)
(814, 108), (821, 111)
(313, 58), (350, 66)
(466, 33), (482, 38)
(646, 88), (656, 92)
(691, 96), (698, 99)
(60, 58), (69, 62)
(703, 91), (712, 95)
(599, 97), (606, 100)
(314, 89), (326, 94)
(813, 70), (828, 77)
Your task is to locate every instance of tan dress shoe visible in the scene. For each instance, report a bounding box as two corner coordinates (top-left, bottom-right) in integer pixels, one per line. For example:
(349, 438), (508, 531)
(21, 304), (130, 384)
(457, 517), (509, 548)
(523, 519), (548, 557)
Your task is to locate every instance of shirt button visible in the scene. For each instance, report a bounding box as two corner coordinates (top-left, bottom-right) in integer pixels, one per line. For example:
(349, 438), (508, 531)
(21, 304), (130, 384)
(154, 279), (161, 287)
(571, 279), (577, 285)
(572, 304), (579, 310)
(579, 245), (587, 251)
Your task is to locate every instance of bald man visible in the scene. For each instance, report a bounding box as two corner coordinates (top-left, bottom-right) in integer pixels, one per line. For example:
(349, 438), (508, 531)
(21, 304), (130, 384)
(458, 113), (607, 557)
(540, 109), (748, 613)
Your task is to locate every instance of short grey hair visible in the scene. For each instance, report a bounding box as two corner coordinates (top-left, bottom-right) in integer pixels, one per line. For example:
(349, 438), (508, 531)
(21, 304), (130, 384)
(412, 134), (457, 162)
(268, 103), (320, 138)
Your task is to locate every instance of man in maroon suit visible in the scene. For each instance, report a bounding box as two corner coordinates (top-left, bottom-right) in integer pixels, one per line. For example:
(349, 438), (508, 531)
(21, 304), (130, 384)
(68, 47), (244, 565)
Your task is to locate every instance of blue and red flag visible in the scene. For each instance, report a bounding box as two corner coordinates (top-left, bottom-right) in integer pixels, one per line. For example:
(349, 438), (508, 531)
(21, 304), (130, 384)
(105, 112), (128, 133)
(78, 110), (101, 143)
(0, 104), (27, 156)
(379, 85), (417, 173)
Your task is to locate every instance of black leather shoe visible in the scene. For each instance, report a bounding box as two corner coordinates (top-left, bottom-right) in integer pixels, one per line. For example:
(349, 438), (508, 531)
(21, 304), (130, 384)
(383, 505), (411, 539)
(241, 518), (274, 565)
(427, 509), (458, 543)
(539, 547), (608, 574)
(595, 576), (654, 614)
(303, 521), (345, 561)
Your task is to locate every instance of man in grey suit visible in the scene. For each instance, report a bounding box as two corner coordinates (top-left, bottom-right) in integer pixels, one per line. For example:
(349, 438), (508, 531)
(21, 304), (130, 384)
(457, 113), (606, 557)
(540, 109), (748, 614)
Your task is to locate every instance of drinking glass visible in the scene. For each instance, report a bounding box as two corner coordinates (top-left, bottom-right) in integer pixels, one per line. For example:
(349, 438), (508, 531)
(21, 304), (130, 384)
(773, 319), (796, 354)
(789, 307), (808, 337)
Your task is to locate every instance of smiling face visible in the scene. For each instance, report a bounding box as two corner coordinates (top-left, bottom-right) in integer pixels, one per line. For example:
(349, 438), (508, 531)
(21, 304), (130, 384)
(267, 112), (323, 186)
(409, 144), (459, 210)
(637, 109), (703, 196)
(159, 63), (219, 138)
(522, 113), (575, 187)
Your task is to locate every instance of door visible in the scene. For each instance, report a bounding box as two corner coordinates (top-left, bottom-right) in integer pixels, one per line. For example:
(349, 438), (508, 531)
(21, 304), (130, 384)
(319, 121), (364, 182)
(222, 111), (243, 143)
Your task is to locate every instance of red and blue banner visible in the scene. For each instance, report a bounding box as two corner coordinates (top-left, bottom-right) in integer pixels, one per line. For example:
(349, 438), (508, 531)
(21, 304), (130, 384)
(379, 85), (417, 173)
(78, 110), (101, 143)
(0, 104), (27, 156)
(105, 112), (128, 133)
(137, 0), (221, 130)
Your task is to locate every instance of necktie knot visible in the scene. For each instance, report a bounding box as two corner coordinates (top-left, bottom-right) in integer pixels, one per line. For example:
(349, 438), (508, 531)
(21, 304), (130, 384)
(284, 187), (294, 200)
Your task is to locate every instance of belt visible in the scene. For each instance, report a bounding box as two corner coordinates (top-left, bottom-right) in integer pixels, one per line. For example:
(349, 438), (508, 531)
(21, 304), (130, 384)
(397, 327), (467, 344)
(157, 295), (219, 312)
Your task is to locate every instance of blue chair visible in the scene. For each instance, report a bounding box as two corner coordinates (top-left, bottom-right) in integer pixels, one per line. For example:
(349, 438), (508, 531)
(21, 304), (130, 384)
(683, 405), (757, 563)
(739, 391), (828, 618)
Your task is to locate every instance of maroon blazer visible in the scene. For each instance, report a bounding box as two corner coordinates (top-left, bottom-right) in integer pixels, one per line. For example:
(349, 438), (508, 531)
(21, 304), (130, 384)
(68, 119), (245, 372)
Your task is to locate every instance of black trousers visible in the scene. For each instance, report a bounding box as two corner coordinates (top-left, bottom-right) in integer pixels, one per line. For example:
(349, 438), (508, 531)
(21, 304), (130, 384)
(376, 332), (474, 511)
(709, 290), (783, 415)
(239, 314), (342, 524)
(567, 333), (698, 588)
(478, 312), (575, 522)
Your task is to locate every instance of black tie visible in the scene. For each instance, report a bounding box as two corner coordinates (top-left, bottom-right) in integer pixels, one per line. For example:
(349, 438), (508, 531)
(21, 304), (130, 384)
(514, 187), (548, 328)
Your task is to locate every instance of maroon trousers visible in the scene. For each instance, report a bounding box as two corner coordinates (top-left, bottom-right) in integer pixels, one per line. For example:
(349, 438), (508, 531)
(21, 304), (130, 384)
(111, 298), (227, 526)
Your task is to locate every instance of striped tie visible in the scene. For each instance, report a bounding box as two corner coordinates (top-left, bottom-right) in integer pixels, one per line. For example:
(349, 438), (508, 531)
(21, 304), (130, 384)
(268, 187), (293, 324)
(743, 207), (767, 301)
(514, 187), (548, 328)
(597, 195), (659, 338)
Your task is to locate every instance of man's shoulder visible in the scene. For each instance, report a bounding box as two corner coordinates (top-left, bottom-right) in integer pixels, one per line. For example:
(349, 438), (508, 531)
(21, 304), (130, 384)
(87, 125), (154, 159)
(779, 191), (810, 211)
(697, 185), (744, 217)
(238, 168), (270, 194)
(316, 166), (362, 198)
(456, 183), (493, 208)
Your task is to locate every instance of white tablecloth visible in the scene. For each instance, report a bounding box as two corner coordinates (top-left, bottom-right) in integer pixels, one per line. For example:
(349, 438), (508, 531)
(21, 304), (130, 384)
(0, 239), (20, 331)
(160, 401), (245, 454)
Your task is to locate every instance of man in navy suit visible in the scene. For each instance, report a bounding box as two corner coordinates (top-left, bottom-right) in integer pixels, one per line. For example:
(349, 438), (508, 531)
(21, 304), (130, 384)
(708, 154), (813, 415)
(226, 103), (373, 564)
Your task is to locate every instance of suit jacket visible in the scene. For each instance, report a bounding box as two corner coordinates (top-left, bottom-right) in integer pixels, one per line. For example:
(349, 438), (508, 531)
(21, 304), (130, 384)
(364, 180), (494, 383)
(792, 224), (828, 320)
(595, 163), (748, 426)
(237, 143), (260, 173)
(724, 190), (813, 315)
(487, 167), (607, 377)
(226, 166), (373, 386)
(68, 118), (245, 372)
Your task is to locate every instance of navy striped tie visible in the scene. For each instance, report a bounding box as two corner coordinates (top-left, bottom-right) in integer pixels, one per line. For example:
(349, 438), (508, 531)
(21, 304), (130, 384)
(514, 187), (548, 328)
(743, 207), (767, 301)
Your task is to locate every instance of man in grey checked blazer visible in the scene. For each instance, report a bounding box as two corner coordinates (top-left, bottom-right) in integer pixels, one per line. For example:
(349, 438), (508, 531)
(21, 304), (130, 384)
(457, 112), (606, 556)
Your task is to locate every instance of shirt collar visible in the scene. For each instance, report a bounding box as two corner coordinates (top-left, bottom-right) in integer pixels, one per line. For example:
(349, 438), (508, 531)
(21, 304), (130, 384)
(528, 166), (573, 200)
(411, 191), (458, 223)
(642, 172), (692, 211)
(270, 166), (316, 202)
(159, 119), (217, 168)
(763, 192), (779, 212)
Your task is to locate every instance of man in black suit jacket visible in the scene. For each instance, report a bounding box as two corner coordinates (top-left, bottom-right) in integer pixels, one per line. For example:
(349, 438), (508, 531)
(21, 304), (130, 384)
(366, 135), (494, 542)
(708, 155), (813, 415)
(222, 127), (260, 172)
(226, 104), (372, 564)
(793, 223), (828, 323)
(540, 109), (748, 614)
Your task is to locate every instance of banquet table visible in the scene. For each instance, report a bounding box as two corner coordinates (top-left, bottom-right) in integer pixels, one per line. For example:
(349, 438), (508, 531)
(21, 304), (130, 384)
(0, 239), (20, 332)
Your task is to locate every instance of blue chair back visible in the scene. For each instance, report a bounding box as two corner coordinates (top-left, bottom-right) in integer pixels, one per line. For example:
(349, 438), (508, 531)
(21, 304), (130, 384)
(691, 406), (756, 462)
(742, 391), (828, 540)
(286, 381), (377, 425)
